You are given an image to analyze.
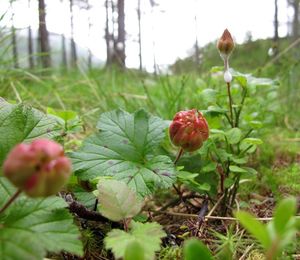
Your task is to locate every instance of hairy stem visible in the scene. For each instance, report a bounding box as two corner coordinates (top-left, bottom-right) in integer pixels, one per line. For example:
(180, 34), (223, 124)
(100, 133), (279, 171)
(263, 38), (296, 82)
(0, 189), (22, 215)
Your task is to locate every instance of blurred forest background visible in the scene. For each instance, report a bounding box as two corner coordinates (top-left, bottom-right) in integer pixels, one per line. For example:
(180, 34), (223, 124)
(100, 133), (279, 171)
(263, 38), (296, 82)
(1, 0), (300, 72)
(0, 0), (299, 128)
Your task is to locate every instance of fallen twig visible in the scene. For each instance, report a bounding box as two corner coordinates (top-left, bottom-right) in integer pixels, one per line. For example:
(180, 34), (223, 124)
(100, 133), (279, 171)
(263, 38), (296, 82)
(65, 194), (109, 222)
(154, 210), (300, 221)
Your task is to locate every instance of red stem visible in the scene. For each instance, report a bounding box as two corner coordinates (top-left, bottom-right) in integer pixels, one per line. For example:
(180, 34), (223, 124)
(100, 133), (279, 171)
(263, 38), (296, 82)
(174, 148), (184, 165)
(0, 189), (22, 215)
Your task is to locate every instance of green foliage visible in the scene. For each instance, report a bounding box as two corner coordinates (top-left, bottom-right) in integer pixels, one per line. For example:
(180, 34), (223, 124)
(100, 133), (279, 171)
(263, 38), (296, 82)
(105, 221), (166, 260)
(262, 163), (300, 199)
(225, 128), (242, 144)
(236, 197), (299, 259)
(0, 101), (60, 165)
(183, 239), (213, 260)
(47, 107), (82, 134)
(70, 109), (176, 197)
(0, 177), (83, 260)
(157, 246), (182, 260)
(212, 226), (245, 260)
(97, 179), (142, 221)
(235, 211), (271, 248)
(0, 33), (298, 259)
(124, 240), (145, 260)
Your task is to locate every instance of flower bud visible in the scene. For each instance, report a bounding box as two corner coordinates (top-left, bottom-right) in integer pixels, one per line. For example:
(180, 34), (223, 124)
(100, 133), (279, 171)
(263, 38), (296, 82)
(169, 109), (209, 152)
(217, 29), (235, 58)
(3, 139), (71, 197)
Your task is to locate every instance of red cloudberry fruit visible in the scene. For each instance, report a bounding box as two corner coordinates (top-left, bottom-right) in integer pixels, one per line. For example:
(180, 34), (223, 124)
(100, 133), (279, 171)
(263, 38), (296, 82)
(169, 109), (209, 152)
(3, 139), (71, 197)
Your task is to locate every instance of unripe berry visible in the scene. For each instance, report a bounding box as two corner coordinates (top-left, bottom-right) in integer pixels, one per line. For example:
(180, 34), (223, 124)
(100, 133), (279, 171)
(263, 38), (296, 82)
(217, 29), (235, 59)
(169, 109), (209, 152)
(3, 139), (71, 197)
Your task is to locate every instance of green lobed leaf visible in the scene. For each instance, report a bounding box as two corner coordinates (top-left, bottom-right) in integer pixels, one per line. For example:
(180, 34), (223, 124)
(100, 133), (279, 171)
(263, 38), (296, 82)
(236, 211), (271, 249)
(0, 102), (60, 166)
(0, 178), (83, 260)
(183, 238), (213, 260)
(105, 221), (166, 260)
(124, 240), (145, 260)
(97, 179), (142, 221)
(70, 109), (175, 197)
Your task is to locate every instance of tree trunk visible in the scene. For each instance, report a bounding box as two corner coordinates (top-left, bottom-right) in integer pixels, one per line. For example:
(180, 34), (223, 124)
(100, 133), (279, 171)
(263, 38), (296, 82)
(274, 0), (279, 41)
(10, 0), (19, 68)
(61, 34), (67, 68)
(69, 0), (77, 67)
(112, 0), (126, 67)
(273, 0), (279, 57)
(293, 0), (300, 38)
(87, 0), (92, 69)
(194, 5), (200, 70)
(105, 0), (112, 66)
(137, 0), (142, 71)
(289, 0), (300, 38)
(38, 0), (51, 68)
(60, 0), (67, 68)
(28, 0), (34, 69)
(150, 1), (157, 74)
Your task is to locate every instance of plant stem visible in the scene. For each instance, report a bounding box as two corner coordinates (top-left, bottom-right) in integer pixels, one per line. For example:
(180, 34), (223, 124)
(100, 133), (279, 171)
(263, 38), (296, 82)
(174, 147), (184, 165)
(227, 82), (234, 128)
(123, 219), (130, 232)
(235, 88), (247, 127)
(243, 129), (253, 139)
(173, 148), (184, 199)
(221, 188), (229, 216)
(0, 189), (22, 215)
(229, 174), (241, 208)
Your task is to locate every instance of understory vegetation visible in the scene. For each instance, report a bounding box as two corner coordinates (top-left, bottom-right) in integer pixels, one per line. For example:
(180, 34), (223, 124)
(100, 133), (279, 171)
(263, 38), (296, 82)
(0, 29), (299, 260)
